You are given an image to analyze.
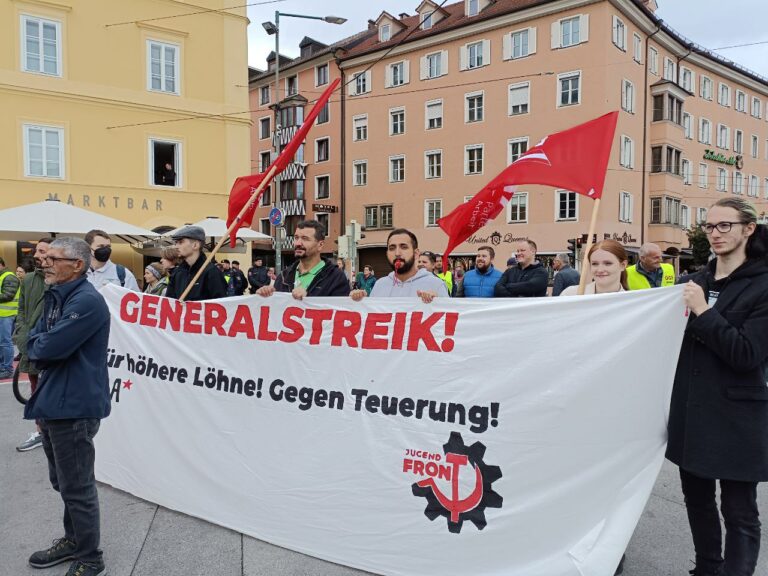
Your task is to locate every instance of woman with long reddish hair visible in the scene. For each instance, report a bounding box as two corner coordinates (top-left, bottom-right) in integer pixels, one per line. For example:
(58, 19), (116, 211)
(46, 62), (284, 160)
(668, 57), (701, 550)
(561, 239), (629, 295)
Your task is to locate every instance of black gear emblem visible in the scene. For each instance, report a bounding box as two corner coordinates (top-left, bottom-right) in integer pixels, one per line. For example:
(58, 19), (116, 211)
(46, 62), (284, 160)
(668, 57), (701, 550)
(412, 431), (503, 533)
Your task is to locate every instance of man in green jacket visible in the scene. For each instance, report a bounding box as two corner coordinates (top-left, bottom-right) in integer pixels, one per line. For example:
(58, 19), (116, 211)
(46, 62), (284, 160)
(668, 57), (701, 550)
(13, 237), (52, 452)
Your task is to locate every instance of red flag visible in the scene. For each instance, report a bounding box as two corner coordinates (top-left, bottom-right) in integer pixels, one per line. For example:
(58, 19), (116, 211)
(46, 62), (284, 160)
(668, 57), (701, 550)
(226, 77), (341, 246)
(437, 111), (619, 268)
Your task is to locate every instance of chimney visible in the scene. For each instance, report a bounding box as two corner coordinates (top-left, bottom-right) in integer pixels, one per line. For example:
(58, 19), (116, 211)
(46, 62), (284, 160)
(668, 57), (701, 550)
(399, 12), (409, 19)
(368, 19), (376, 30)
(642, 0), (658, 13)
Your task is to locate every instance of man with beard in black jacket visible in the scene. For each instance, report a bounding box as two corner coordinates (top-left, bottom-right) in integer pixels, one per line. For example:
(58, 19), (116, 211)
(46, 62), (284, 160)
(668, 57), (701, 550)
(494, 239), (548, 297)
(255, 220), (349, 299)
(165, 226), (227, 301)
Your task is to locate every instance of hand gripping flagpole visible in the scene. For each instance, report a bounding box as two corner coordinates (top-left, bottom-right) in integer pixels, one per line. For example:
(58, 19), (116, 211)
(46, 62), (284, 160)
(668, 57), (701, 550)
(178, 164), (278, 302)
(576, 198), (601, 296)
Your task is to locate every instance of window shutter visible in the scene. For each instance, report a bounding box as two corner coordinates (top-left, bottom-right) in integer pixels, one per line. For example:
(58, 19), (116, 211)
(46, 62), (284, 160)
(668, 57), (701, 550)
(384, 66), (392, 88)
(365, 70), (372, 92)
(402, 60), (410, 84)
(629, 194), (634, 222)
(459, 45), (468, 71)
(348, 76), (357, 96)
(503, 33), (512, 60)
(551, 21), (560, 49)
(440, 50), (448, 76)
(580, 14), (589, 43)
(482, 39), (490, 66)
(630, 139), (635, 169)
(612, 16), (618, 45)
(529, 27), (537, 54)
(621, 80), (627, 109)
(420, 56), (428, 80)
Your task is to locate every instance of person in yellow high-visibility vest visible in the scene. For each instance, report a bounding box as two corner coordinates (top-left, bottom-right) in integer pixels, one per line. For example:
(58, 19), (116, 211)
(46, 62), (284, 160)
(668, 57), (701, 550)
(0, 257), (21, 379)
(625, 243), (676, 290)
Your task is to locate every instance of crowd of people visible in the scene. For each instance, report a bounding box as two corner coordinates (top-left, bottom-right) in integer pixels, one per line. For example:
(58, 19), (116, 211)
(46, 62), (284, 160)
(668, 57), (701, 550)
(7, 196), (768, 576)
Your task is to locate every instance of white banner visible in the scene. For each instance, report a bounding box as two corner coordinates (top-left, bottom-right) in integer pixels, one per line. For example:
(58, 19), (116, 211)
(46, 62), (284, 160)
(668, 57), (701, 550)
(96, 285), (687, 576)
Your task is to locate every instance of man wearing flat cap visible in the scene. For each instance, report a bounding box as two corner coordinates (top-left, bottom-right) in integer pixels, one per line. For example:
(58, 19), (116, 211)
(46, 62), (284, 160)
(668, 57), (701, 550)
(165, 225), (227, 301)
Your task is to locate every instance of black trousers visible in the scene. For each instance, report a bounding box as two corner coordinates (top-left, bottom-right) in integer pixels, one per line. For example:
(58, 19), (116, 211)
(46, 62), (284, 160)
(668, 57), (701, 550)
(680, 467), (761, 576)
(40, 418), (103, 566)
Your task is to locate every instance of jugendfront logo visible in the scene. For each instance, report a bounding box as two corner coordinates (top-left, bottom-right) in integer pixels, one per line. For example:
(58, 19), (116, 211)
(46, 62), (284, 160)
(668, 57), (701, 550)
(403, 432), (502, 533)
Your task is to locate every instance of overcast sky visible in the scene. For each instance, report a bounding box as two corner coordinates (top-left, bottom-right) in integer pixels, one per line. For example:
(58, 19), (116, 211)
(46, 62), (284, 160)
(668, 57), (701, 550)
(246, 0), (768, 78)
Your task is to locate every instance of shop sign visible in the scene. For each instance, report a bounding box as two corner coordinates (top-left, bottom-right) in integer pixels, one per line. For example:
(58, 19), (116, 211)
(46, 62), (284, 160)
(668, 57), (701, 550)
(703, 149), (744, 170)
(47, 192), (163, 211)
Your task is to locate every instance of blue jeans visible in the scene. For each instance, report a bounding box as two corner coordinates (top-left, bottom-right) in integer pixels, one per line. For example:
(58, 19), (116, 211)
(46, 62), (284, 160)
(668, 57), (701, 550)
(0, 315), (14, 373)
(40, 418), (103, 566)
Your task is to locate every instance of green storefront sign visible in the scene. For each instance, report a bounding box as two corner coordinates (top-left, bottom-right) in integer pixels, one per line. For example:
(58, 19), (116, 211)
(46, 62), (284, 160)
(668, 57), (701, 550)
(703, 149), (744, 169)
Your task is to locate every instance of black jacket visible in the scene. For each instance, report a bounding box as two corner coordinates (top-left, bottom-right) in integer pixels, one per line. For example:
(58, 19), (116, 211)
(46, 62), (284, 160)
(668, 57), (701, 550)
(248, 265), (269, 292)
(666, 259), (768, 481)
(494, 261), (549, 297)
(166, 253), (228, 301)
(274, 258), (350, 297)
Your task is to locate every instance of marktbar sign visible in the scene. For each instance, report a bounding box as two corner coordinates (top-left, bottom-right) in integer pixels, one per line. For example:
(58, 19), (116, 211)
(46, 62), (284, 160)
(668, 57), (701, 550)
(704, 149), (744, 170)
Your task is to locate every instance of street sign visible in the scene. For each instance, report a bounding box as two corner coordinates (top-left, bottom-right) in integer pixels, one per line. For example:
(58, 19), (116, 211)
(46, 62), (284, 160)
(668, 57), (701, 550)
(269, 207), (285, 227)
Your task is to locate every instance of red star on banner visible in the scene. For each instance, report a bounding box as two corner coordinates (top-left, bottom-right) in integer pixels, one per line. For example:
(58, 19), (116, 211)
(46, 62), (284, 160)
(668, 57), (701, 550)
(123, 379), (133, 390)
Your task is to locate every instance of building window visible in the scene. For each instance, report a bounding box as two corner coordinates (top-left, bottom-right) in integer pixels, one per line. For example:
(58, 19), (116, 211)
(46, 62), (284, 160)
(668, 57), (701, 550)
(681, 205), (691, 229)
(558, 71), (580, 107)
(612, 16), (626, 50)
(654, 196), (681, 225)
(465, 41), (484, 69)
(734, 130), (743, 154)
(681, 68), (693, 92)
(316, 213), (329, 236)
(285, 75), (297, 97)
(507, 193), (528, 223)
(633, 34), (642, 63)
(22, 15), (61, 76)
(511, 29), (530, 59)
(315, 137), (329, 162)
(650, 198), (661, 223)
(621, 79), (634, 113)
(465, 145), (483, 175)
(653, 93), (683, 124)
(683, 112), (693, 139)
(316, 101), (329, 125)
(315, 175), (330, 199)
(258, 218), (270, 236)
(279, 180), (305, 202)
(700, 76), (713, 100)
(749, 175), (759, 197)
(467, 0), (479, 16)
(425, 199), (442, 226)
(379, 24), (391, 42)
(717, 168), (728, 192)
(24, 124), (64, 178)
(353, 115), (368, 141)
(260, 85), (270, 105)
(752, 135), (759, 159)
(390, 61), (406, 87)
(717, 124), (730, 150)
(663, 57), (676, 81)
(381, 205), (393, 228)
(425, 150), (442, 179)
(619, 191), (633, 223)
(353, 160), (367, 186)
(698, 163), (708, 189)
(508, 137), (529, 164)
(277, 105), (304, 128)
(651, 146), (663, 173)
(620, 135), (634, 169)
(697, 207), (707, 224)
(147, 40), (179, 94)
(736, 90), (746, 112)
(426, 51), (444, 79)
(666, 146), (682, 175)
(718, 82), (730, 107)
(354, 72), (368, 94)
(425, 100), (443, 129)
(259, 117), (270, 140)
(365, 206), (379, 229)
(752, 97), (762, 118)
(699, 118), (711, 144)
(390, 108), (406, 135)
(682, 159), (691, 185)
(149, 138), (181, 187)
(734, 172), (743, 195)
(315, 64), (328, 86)
(648, 47), (658, 75)
(556, 190), (577, 221)
(465, 92), (484, 122)
(560, 16), (581, 48)
(508, 82), (530, 115)
(260, 151), (271, 173)
(390, 156), (405, 182)
(421, 12), (433, 30)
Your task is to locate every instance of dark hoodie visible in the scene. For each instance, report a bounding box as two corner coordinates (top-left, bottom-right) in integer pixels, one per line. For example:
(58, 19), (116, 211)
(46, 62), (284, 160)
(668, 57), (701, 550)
(274, 257), (351, 297)
(165, 252), (228, 301)
(494, 261), (548, 297)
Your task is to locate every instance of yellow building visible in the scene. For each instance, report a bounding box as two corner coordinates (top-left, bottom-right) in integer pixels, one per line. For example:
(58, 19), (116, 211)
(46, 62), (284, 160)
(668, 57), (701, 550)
(0, 0), (251, 273)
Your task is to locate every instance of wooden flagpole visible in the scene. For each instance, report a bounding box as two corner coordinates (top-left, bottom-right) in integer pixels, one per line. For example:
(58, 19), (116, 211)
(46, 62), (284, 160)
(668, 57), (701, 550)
(576, 198), (601, 295)
(178, 164), (279, 302)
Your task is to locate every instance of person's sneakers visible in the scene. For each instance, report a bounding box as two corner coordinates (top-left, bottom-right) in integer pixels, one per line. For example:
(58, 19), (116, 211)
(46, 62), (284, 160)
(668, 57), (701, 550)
(0, 370), (13, 380)
(16, 431), (43, 452)
(28, 538), (76, 568)
(65, 560), (106, 576)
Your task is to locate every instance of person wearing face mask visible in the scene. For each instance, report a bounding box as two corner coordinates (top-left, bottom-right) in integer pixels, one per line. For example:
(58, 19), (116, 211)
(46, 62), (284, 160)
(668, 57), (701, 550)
(84, 229), (140, 292)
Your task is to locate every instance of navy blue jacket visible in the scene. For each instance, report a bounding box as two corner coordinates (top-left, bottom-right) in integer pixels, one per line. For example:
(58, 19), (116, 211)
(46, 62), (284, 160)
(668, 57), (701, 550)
(24, 275), (111, 421)
(494, 262), (549, 297)
(457, 266), (502, 297)
(552, 265), (580, 296)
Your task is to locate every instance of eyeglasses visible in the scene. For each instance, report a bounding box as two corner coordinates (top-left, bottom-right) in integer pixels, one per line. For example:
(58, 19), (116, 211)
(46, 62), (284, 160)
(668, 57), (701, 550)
(42, 256), (80, 264)
(702, 221), (745, 234)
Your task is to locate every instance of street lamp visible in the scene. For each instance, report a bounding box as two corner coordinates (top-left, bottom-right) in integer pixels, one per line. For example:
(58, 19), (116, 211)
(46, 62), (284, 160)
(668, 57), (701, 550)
(261, 11), (346, 273)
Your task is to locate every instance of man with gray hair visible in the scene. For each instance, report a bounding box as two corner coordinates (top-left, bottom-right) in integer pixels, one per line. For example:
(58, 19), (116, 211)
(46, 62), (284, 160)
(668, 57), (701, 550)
(551, 253), (580, 296)
(626, 242), (675, 290)
(24, 237), (111, 576)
